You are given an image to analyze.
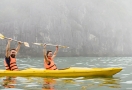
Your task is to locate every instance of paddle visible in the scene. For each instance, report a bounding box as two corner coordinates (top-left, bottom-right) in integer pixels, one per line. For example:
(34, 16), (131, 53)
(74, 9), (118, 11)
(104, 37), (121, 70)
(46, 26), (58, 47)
(0, 33), (30, 47)
(34, 43), (69, 48)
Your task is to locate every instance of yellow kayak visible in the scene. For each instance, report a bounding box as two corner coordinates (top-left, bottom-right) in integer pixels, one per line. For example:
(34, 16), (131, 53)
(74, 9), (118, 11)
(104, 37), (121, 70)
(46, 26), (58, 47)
(0, 67), (122, 77)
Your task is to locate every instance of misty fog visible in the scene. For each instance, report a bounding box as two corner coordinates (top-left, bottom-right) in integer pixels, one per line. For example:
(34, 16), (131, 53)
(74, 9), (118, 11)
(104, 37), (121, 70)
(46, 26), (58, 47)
(0, 0), (132, 57)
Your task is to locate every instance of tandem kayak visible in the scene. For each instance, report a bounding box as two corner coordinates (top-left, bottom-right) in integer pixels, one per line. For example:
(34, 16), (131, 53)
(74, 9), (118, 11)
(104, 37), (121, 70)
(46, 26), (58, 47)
(0, 67), (122, 77)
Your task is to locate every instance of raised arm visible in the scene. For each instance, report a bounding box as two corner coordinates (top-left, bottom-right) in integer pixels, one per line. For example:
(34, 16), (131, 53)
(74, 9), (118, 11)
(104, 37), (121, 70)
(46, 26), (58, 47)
(43, 44), (50, 64)
(15, 41), (22, 53)
(5, 38), (12, 57)
(52, 46), (58, 59)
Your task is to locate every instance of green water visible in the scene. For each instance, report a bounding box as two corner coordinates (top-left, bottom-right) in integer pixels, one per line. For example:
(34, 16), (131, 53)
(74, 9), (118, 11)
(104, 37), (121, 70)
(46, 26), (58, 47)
(0, 57), (131, 90)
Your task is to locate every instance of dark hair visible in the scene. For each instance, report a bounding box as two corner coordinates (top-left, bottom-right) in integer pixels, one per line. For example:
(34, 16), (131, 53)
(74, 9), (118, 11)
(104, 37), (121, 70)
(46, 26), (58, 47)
(10, 49), (16, 51)
(46, 51), (52, 56)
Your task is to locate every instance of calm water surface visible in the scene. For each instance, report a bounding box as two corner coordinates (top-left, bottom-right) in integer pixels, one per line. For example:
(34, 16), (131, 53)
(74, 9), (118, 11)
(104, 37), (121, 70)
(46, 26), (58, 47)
(0, 57), (131, 90)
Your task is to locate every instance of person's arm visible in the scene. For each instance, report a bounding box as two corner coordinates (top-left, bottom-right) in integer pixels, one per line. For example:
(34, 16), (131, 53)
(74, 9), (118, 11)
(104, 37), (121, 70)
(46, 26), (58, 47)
(5, 38), (12, 57)
(52, 46), (58, 59)
(15, 41), (22, 53)
(43, 44), (50, 65)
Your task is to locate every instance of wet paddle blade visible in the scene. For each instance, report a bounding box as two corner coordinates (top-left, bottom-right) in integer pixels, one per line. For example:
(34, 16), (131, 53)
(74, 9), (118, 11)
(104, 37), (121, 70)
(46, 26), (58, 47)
(24, 42), (30, 47)
(34, 43), (43, 46)
(0, 33), (5, 39)
(46, 44), (69, 48)
(60, 46), (69, 48)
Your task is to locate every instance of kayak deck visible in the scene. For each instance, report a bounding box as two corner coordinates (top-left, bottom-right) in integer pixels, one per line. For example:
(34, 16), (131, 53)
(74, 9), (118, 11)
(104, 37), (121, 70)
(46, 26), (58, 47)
(0, 67), (122, 77)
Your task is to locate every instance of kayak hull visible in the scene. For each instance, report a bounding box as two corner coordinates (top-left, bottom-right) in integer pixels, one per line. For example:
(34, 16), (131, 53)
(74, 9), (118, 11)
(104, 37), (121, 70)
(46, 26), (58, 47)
(0, 67), (122, 77)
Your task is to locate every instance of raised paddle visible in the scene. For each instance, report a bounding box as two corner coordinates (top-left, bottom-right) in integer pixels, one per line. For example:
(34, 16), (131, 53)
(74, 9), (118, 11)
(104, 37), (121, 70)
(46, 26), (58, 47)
(0, 33), (30, 47)
(34, 43), (69, 48)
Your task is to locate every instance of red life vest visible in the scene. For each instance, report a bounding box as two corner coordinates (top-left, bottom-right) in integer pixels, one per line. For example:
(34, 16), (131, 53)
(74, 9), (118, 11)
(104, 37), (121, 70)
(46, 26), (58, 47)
(4, 56), (18, 71)
(44, 58), (57, 70)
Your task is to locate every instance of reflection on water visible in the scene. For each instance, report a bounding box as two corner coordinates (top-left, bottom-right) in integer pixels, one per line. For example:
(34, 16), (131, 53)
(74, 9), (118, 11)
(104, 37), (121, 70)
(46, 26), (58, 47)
(0, 77), (121, 90)
(2, 77), (16, 88)
(60, 77), (121, 90)
(0, 57), (132, 89)
(100, 78), (121, 88)
(42, 78), (56, 90)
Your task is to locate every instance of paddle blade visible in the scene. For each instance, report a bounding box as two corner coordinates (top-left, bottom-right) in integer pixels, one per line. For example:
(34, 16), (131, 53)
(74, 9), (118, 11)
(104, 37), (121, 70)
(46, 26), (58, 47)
(60, 46), (69, 48)
(0, 33), (5, 39)
(46, 44), (69, 48)
(34, 43), (43, 46)
(24, 42), (30, 47)
(46, 44), (56, 46)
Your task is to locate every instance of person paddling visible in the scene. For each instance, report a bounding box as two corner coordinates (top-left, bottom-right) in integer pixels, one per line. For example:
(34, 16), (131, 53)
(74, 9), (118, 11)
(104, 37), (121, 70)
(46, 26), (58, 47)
(43, 44), (58, 70)
(4, 38), (22, 71)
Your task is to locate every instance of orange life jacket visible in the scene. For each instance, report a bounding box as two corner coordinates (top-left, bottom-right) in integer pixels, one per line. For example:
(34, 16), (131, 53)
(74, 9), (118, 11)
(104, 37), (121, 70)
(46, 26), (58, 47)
(44, 57), (57, 70)
(4, 56), (18, 71)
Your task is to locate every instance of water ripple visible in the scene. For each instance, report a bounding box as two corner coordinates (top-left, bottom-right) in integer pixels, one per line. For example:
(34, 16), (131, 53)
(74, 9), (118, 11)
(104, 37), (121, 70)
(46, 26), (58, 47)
(0, 57), (131, 90)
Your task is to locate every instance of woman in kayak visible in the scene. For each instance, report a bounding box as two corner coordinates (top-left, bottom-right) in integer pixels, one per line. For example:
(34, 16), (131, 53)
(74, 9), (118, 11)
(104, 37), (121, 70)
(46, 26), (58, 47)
(43, 44), (58, 70)
(4, 38), (22, 71)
